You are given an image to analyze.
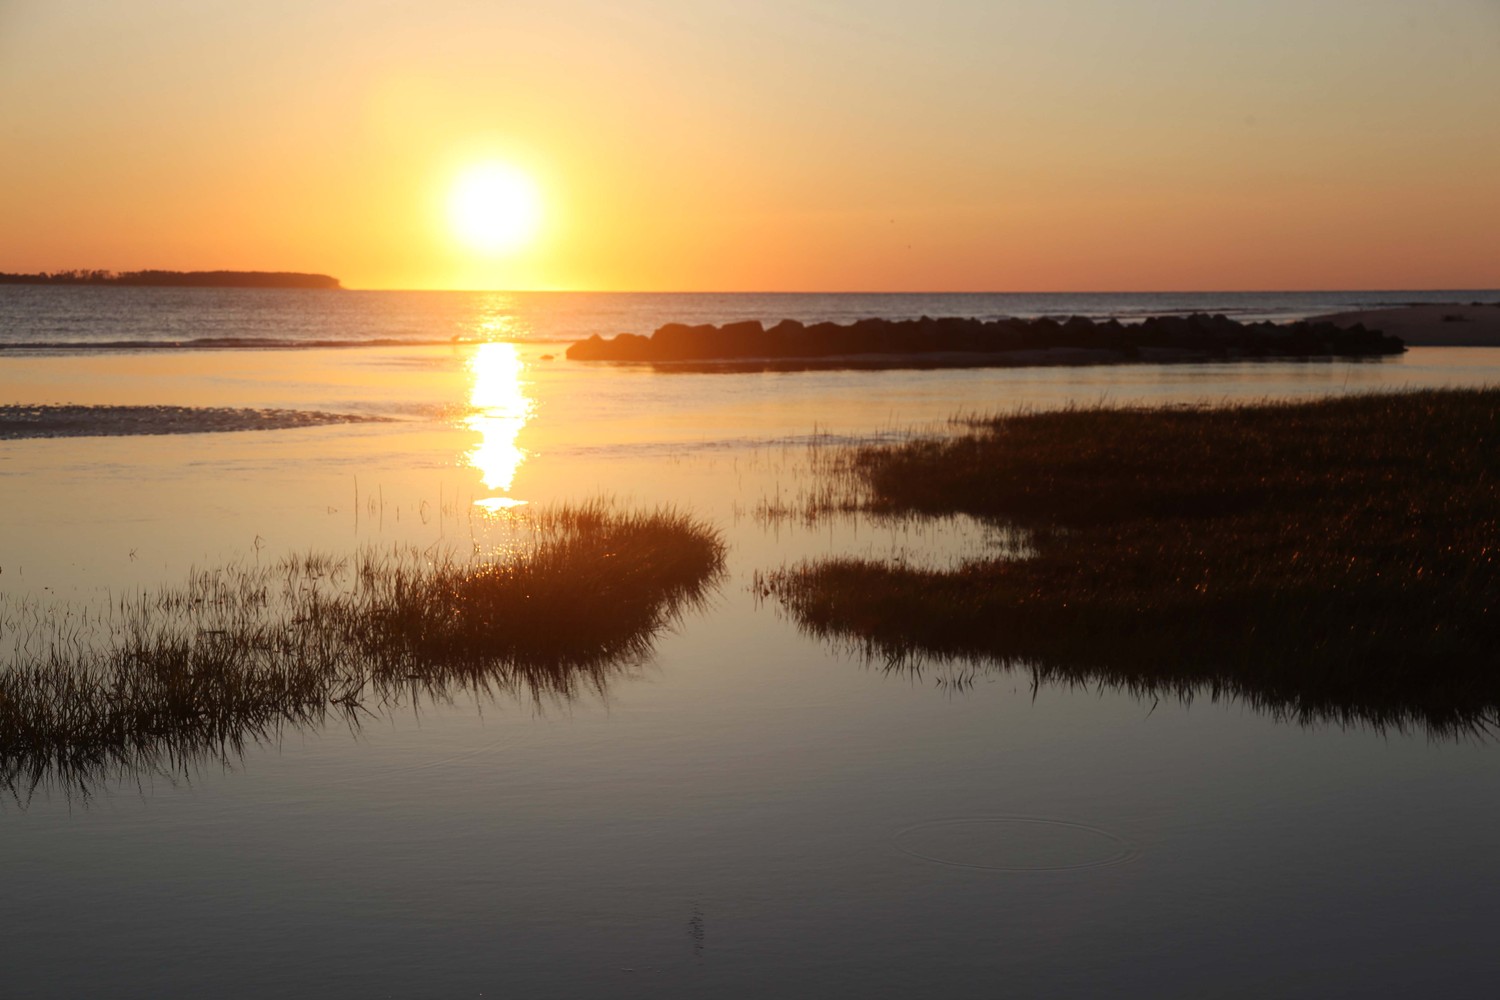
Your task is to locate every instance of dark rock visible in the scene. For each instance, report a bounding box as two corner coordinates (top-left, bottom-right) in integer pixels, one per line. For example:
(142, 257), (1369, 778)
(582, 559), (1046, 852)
(651, 323), (718, 360)
(565, 334), (607, 360)
(609, 333), (653, 360)
(566, 312), (1406, 364)
(715, 320), (766, 357)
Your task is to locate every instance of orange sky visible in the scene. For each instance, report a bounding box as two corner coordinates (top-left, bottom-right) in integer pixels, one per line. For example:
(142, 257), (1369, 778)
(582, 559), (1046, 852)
(1, 0), (1497, 291)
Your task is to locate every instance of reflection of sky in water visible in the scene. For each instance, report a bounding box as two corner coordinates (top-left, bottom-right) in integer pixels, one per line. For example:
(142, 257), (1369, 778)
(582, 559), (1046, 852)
(466, 342), (532, 509)
(10, 325), (1500, 998)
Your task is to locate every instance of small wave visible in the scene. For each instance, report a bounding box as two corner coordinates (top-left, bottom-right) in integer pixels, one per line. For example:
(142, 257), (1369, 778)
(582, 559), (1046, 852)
(0, 335), (581, 353)
(0, 405), (395, 439)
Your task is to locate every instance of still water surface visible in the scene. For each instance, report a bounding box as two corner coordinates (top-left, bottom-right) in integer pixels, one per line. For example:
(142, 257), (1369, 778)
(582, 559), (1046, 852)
(2, 291), (1499, 998)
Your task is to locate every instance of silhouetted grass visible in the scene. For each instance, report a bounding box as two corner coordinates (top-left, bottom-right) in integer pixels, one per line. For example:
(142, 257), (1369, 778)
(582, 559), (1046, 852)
(765, 389), (1500, 734)
(0, 503), (724, 797)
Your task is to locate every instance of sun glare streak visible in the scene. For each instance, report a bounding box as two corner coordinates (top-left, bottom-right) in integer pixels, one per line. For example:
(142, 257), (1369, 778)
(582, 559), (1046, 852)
(449, 163), (542, 254)
(466, 293), (533, 342)
(466, 342), (533, 508)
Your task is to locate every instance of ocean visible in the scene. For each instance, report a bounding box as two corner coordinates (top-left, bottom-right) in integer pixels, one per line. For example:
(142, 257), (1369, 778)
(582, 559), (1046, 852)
(4, 285), (1500, 351)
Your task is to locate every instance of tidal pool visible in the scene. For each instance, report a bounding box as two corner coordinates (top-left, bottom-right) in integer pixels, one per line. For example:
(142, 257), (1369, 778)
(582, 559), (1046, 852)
(3, 342), (1499, 998)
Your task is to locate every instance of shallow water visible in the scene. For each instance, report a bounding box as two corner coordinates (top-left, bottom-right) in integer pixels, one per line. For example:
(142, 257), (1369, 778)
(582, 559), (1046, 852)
(4, 329), (1500, 997)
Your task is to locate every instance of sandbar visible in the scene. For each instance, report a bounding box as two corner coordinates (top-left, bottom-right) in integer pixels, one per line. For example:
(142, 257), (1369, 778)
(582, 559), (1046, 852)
(1315, 303), (1500, 346)
(0, 404), (390, 440)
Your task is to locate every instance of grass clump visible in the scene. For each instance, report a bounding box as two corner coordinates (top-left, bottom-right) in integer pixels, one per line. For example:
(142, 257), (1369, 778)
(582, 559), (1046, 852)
(0, 503), (724, 797)
(765, 388), (1500, 734)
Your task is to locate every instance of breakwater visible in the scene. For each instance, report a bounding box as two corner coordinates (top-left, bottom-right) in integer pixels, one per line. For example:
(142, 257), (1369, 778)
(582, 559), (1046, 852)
(567, 313), (1403, 366)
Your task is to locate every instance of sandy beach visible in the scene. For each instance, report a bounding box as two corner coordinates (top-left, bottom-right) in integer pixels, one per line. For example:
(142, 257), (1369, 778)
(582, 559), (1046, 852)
(1315, 303), (1500, 346)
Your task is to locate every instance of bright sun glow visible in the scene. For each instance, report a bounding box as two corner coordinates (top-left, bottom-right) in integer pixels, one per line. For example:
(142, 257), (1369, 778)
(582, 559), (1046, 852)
(449, 163), (542, 254)
(466, 341), (533, 509)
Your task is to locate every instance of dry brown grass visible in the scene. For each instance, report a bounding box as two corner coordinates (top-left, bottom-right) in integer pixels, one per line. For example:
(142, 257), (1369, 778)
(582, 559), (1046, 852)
(765, 389), (1500, 735)
(0, 502), (724, 797)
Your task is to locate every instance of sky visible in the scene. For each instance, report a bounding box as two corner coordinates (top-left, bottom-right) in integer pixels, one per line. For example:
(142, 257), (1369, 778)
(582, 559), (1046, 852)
(1, 0), (1497, 291)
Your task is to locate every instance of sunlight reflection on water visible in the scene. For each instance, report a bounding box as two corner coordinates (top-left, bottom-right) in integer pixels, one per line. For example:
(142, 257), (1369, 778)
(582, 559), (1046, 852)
(465, 341), (532, 507)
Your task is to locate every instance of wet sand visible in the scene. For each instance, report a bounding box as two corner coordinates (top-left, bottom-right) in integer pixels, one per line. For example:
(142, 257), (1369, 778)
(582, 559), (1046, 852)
(1315, 303), (1500, 346)
(0, 404), (390, 439)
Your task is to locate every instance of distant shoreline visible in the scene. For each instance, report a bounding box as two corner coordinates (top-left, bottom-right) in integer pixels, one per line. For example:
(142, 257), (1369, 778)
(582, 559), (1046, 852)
(0, 269), (341, 289)
(1313, 303), (1500, 346)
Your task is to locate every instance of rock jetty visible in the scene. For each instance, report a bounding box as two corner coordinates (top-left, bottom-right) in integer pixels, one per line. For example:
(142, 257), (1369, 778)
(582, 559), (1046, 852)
(566, 314), (1403, 368)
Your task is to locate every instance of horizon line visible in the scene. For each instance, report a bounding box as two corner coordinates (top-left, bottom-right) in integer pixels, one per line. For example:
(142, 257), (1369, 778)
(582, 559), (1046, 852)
(338, 285), (1500, 295)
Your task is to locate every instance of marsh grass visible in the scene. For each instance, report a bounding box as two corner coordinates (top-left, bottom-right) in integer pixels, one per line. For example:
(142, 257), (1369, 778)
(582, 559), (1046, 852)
(748, 425), (942, 528)
(0, 503), (724, 797)
(765, 389), (1500, 735)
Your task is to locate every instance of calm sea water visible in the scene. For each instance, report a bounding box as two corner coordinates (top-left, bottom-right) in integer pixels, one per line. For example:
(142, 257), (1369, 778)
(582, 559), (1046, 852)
(3, 289), (1500, 999)
(3, 285), (1500, 350)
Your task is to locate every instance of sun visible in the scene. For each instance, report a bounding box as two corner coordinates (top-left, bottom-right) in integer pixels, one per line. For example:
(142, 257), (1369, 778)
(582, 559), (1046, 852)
(448, 162), (542, 254)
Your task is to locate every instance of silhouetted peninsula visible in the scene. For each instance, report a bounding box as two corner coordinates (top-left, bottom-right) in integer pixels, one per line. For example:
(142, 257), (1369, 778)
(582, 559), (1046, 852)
(568, 314), (1403, 369)
(0, 269), (341, 289)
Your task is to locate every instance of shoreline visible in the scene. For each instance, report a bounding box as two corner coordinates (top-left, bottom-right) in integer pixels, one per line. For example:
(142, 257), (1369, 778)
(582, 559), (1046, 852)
(0, 269), (341, 289)
(614, 345), (1407, 374)
(0, 403), (391, 439)
(1314, 303), (1500, 346)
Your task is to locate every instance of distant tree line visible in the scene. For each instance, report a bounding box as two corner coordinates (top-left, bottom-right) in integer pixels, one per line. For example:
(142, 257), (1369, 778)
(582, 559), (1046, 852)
(0, 270), (342, 289)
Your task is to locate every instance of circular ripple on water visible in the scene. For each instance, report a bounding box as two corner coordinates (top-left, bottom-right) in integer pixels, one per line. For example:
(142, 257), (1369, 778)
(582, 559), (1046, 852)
(893, 817), (1139, 873)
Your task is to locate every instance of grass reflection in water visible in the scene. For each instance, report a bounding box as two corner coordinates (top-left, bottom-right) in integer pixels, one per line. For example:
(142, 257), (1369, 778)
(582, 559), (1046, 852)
(763, 389), (1500, 736)
(0, 503), (724, 798)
